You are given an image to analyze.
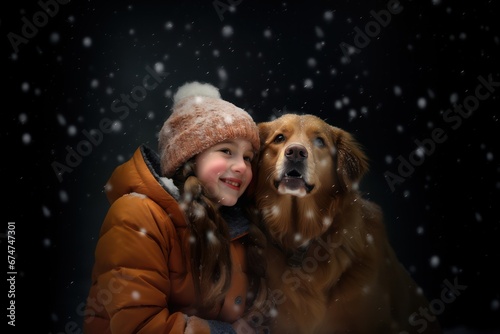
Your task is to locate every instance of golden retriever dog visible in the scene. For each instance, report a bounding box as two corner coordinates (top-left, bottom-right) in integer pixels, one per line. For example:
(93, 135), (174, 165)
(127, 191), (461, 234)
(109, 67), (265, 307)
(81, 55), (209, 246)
(246, 113), (442, 334)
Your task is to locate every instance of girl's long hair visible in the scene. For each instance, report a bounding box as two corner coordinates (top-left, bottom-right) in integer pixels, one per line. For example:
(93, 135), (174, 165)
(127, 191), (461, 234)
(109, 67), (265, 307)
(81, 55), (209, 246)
(173, 159), (268, 322)
(173, 160), (232, 311)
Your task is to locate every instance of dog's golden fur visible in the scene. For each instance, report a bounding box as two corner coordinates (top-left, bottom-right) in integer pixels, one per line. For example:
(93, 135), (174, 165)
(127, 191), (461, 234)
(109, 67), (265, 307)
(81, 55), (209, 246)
(248, 114), (442, 334)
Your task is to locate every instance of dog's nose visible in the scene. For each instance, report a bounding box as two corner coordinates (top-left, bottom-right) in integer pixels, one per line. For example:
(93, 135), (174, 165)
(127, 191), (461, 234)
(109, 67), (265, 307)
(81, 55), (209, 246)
(285, 144), (308, 162)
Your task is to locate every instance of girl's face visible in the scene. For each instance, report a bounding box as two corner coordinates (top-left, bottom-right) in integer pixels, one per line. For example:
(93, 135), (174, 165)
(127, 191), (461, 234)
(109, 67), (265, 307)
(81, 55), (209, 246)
(194, 138), (255, 207)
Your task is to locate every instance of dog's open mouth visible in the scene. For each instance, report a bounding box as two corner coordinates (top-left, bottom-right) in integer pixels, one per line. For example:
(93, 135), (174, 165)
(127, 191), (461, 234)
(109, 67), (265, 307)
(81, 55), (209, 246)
(274, 169), (314, 197)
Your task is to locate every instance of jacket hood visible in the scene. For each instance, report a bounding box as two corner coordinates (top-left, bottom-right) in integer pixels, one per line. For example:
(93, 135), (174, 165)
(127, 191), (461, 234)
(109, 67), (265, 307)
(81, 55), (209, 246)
(105, 145), (187, 227)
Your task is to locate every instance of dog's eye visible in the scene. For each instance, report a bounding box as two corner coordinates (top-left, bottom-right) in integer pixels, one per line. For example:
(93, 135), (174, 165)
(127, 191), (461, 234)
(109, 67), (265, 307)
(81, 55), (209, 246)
(273, 134), (286, 143)
(314, 137), (326, 147)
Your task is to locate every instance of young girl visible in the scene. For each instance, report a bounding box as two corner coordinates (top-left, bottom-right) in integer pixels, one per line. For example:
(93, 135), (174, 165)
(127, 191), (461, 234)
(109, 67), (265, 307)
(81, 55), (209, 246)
(83, 82), (264, 333)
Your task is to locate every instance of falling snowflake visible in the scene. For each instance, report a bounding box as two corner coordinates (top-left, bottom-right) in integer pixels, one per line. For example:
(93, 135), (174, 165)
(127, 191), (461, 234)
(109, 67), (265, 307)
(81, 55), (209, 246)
(304, 78), (313, 89)
(270, 205), (280, 217)
(43, 238), (51, 247)
(151, 63), (164, 76)
(269, 308), (278, 317)
(314, 26), (324, 38)
(218, 67), (228, 82)
(324, 10), (334, 22)
(59, 189), (69, 203)
(429, 255), (440, 268)
(19, 113), (28, 124)
(42, 205), (51, 217)
(491, 299), (499, 311)
(307, 58), (317, 68)
(415, 146), (426, 158)
(334, 99), (342, 109)
(111, 120), (123, 132)
(56, 114), (66, 126)
(348, 109), (357, 121)
(416, 226), (424, 235)
(82, 36), (92, 47)
(223, 114), (235, 124)
(207, 231), (217, 243)
(21, 82), (30, 92)
(131, 290), (141, 300)
(90, 79), (99, 89)
(49, 32), (60, 44)
(22, 133), (31, 144)
(67, 125), (77, 136)
(393, 85), (402, 96)
(222, 25), (234, 38)
(427, 89), (435, 99)
(417, 97), (427, 109)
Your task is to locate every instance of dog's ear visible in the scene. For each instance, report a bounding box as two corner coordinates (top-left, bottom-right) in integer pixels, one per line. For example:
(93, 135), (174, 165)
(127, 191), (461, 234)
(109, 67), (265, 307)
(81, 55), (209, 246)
(245, 122), (271, 199)
(330, 126), (369, 192)
(257, 121), (273, 146)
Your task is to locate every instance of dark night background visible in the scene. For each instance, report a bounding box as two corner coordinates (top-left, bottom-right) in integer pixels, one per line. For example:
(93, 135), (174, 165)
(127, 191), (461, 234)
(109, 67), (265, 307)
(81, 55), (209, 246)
(2, 0), (499, 333)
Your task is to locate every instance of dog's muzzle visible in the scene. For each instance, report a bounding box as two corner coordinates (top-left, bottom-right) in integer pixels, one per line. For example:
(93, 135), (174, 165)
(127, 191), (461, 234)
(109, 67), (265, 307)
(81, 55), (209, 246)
(274, 144), (314, 197)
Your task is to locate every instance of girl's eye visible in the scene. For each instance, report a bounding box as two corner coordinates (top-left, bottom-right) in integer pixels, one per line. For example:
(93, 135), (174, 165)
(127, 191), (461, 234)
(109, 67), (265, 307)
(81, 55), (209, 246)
(244, 155), (254, 162)
(314, 137), (326, 147)
(220, 149), (231, 155)
(273, 134), (285, 143)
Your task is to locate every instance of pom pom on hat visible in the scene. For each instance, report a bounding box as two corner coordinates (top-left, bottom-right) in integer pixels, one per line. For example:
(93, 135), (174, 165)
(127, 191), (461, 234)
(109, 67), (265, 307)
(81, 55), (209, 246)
(173, 81), (221, 103)
(158, 81), (260, 177)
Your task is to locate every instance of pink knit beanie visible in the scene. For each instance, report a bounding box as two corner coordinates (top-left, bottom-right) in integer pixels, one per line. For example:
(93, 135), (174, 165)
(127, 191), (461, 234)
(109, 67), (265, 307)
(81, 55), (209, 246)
(158, 81), (260, 177)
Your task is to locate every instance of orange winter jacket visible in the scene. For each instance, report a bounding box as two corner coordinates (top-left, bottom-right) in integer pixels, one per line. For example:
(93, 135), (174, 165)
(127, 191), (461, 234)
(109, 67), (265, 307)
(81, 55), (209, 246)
(83, 145), (250, 334)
